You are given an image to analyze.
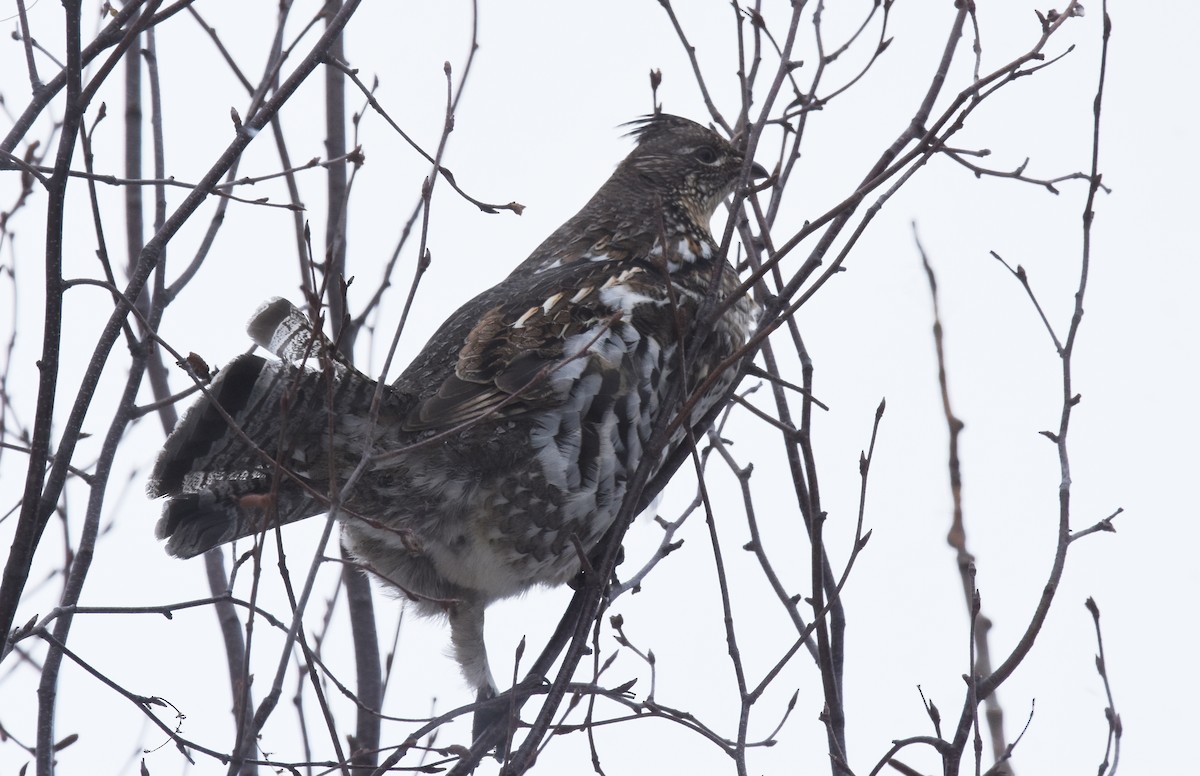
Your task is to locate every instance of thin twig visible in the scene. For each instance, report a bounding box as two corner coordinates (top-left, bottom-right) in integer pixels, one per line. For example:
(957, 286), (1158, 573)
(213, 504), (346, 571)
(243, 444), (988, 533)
(913, 224), (1009, 768)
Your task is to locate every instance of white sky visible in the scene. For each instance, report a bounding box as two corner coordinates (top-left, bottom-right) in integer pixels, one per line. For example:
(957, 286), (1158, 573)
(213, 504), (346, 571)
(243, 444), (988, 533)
(1, 1), (1196, 774)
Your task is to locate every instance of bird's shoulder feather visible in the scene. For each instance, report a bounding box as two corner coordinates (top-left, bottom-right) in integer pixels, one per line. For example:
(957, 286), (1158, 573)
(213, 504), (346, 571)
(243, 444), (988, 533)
(400, 259), (679, 433)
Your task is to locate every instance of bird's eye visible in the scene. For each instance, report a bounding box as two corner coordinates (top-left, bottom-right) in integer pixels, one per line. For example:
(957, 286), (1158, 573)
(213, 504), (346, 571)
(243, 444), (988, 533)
(692, 146), (720, 164)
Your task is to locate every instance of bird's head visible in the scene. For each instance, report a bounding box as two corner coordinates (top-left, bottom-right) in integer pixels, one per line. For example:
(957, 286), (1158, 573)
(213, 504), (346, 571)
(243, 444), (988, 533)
(620, 114), (768, 231)
(518, 113), (767, 273)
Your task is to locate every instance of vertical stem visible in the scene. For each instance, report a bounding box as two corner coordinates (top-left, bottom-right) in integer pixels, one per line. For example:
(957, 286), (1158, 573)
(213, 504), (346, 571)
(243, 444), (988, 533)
(325, 0), (351, 343)
(322, 1), (380, 768)
(914, 226), (1009, 767)
(36, 333), (147, 776)
(342, 546), (381, 772)
(124, 24), (144, 283)
(28, 6), (84, 771)
(14, 0), (43, 92)
(0, 0), (85, 661)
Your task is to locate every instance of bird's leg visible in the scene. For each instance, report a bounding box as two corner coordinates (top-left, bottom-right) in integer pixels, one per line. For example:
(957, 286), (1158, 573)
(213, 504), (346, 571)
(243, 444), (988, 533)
(448, 598), (501, 742)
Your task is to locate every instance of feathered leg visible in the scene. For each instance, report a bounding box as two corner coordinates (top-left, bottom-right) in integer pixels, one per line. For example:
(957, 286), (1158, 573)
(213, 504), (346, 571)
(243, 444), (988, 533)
(448, 597), (502, 741)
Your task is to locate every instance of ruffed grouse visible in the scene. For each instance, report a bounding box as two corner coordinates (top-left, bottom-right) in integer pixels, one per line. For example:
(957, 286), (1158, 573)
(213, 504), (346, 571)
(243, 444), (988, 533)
(148, 113), (765, 723)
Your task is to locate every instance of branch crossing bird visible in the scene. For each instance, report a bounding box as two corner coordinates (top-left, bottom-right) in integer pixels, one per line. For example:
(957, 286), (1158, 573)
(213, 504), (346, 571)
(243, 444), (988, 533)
(147, 113), (765, 733)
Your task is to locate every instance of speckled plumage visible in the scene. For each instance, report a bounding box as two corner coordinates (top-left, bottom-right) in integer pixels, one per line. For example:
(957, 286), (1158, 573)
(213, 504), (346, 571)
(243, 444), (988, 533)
(148, 113), (764, 719)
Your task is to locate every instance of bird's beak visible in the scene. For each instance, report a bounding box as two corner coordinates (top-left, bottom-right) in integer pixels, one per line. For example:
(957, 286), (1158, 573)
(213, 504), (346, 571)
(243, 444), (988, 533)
(749, 161), (769, 180)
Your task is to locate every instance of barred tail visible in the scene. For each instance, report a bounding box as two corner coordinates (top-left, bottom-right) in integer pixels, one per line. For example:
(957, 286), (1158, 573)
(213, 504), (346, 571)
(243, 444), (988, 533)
(148, 299), (373, 558)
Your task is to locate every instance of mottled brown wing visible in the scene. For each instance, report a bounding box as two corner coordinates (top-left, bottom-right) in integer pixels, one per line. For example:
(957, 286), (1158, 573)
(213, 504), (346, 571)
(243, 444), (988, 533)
(403, 262), (650, 433)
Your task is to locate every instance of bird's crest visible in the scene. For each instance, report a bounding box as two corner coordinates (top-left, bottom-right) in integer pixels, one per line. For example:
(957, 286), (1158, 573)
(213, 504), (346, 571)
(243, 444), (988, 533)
(622, 113), (712, 146)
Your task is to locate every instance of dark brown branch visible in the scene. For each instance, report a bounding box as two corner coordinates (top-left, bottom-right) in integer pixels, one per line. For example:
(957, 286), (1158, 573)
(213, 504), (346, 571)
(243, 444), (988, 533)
(946, 2), (1103, 769)
(942, 147), (1102, 194)
(12, 0), (43, 92)
(326, 58), (523, 216)
(989, 250), (1063, 355)
(658, 0), (731, 134)
(913, 224), (1009, 768)
(975, 0), (1102, 703)
(2, 0), (87, 668)
(1085, 597), (1122, 776)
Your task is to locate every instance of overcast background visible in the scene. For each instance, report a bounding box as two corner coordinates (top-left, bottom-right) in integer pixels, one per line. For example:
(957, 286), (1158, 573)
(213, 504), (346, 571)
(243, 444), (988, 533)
(1, 1), (1196, 774)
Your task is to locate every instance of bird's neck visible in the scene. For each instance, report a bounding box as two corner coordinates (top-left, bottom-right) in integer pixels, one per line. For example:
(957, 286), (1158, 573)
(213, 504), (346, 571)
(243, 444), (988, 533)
(516, 193), (720, 276)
